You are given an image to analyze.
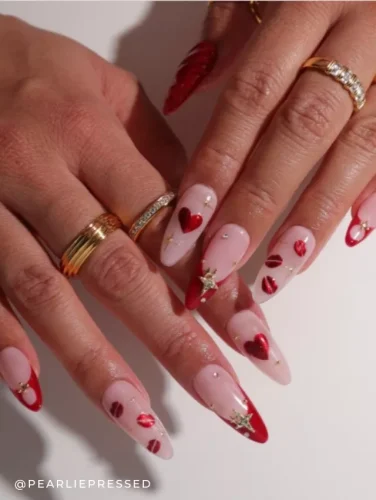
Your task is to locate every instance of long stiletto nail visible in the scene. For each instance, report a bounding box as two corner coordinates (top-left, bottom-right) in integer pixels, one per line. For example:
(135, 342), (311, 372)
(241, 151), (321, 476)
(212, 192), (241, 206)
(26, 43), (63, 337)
(253, 226), (315, 304)
(346, 193), (376, 247)
(160, 184), (217, 267)
(0, 347), (42, 412)
(193, 365), (268, 443)
(185, 224), (249, 310)
(227, 310), (291, 385)
(163, 40), (217, 115)
(102, 381), (173, 460)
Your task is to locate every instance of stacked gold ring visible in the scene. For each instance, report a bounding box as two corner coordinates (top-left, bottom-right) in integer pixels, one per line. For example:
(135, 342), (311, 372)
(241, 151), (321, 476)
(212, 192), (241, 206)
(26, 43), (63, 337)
(60, 213), (122, 278)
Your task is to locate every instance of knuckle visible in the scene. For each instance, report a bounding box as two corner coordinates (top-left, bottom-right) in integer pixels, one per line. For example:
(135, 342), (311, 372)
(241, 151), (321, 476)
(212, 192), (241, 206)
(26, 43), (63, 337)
(157, 325), (198, 365)
(89, 242), (147, 303)
(279, 88), (340, 145)
(306, 188), (345, 228)
(62, 101), (99, 146)
(223, 64), (281, 116)
(237, 180), (279, 220)
(341, 117), (376, 157)
(70, 345), (103, 385)
(10, 264), (65, 312)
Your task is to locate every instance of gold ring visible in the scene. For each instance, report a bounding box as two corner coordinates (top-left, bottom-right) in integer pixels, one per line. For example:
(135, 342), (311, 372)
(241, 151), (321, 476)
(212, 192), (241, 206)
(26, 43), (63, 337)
(302, 57), (366, 112)
(128, 192), (176, 242)
(60, 213), (122, 278)
(249, 1), (262, 24)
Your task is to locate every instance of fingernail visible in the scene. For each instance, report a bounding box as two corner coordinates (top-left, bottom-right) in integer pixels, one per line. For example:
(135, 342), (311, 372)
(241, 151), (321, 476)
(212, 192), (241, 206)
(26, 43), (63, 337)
(346, 193), (376, 247)
(227, 310), (291, 385)
(163, 41), (217, 115)
(185, 223), (249, 310)
(102, 380), (173, 460)
(253, 226), (315, 304)
(193, 364), (268, 443)
(0, 347), (42, 412)
(160, 184), (217, 267)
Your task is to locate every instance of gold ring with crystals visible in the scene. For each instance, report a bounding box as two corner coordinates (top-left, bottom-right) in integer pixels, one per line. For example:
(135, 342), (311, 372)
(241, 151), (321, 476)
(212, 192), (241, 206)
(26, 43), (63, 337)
(249, 1), (262, 24)
(60, 213), (122, 278)
(302, 57), (367, 112)
(128, 192), (176, 242)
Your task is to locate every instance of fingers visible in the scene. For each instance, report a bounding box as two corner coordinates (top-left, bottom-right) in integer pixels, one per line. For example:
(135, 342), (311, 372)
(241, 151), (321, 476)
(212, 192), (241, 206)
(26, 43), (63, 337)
(252, 82), (376, 302)
(161, 1), (334, 267)
(163, 1), (261, 114)
(0, 205), (175, 458)
(0, 293), (42, 411)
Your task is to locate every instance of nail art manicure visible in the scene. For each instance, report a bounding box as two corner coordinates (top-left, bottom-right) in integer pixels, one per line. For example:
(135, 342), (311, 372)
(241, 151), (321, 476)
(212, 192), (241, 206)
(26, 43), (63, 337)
(160, 184), (217, 267)
(185, 224), (250, 310)
(102, 381), (173, 459)
(0, 347), (42, 412)
(163, 41), (217, 115)
(193, 365), (268, 443)
(346, 193), (376, 247)
(253, 226), (315, 304)
(227, 310), (291, 385)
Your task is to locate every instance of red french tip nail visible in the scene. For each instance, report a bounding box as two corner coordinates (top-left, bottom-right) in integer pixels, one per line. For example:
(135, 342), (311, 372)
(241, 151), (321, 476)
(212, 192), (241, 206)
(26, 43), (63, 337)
(12, 369), (43, 412)
(185, 262), (219, 310)
(163, 40), (217, 115)
(345, 214), (373, 247)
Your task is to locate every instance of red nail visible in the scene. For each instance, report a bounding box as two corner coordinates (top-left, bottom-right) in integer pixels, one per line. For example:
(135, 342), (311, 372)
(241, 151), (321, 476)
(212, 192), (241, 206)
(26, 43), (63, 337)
(163, 41), (217, 115)
(345, 193), (376, 247)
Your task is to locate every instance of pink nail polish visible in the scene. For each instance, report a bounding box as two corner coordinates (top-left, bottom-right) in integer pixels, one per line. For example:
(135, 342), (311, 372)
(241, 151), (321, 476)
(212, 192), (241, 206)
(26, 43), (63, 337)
(193, 365), (268, 443)
(227, 310), (291, 385)
(102, 380), (173, 460)
(160, 184), (217, 267)
(0, 347), (42, 412)
(185, 224), (250, 309)
(346, 193), (376, 247)
(253, 226), (315, 304)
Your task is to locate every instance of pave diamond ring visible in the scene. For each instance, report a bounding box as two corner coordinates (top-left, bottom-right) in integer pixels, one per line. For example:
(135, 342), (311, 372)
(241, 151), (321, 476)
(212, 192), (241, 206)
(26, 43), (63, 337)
(302, 57), (367, 112)
(128, 192), (176, 242)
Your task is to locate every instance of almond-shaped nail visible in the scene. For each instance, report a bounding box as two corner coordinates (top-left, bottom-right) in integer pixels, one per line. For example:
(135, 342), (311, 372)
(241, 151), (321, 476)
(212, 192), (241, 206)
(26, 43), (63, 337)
(227, 310), (291, 385)
(160, 184), (217, 267)
(163, 41), (217, 115)
(185, 224), (250, 310)
(346, 193), (376, 247)
(0, 347), (42, 412)
(102, 381), (173, 460)
(253, 226), (315, 304)
(193, 365), (268, 443)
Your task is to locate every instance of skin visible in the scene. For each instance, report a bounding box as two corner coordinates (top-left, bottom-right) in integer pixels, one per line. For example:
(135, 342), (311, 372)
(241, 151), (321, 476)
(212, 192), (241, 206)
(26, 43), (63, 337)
(180, 1), (376, 269)
(0, 16), (269, 432)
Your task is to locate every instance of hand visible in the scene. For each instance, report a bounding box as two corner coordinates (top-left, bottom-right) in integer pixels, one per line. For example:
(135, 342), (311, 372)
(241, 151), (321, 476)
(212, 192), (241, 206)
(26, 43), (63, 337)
(0, 15), (292, 458)
(162, 1), (376, 307)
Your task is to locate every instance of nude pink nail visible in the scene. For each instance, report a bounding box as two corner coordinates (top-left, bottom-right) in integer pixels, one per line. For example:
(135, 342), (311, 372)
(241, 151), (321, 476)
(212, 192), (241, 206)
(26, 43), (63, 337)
(193, 365), (268, 443)
(160, 184), (217, 267)
(346, 193), (376, 247)
(102, 381), (173, 459)
(253, 226), (315, 304)
(0, 347), (42, 412)
(227, 310), (291, 385)
(185, 224), (250, 309)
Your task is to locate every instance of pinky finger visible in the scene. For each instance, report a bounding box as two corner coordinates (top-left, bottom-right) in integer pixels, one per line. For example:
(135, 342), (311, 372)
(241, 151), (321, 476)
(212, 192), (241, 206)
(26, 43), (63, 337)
(0, 293), (42, 411)
(345, 179), (376, 247)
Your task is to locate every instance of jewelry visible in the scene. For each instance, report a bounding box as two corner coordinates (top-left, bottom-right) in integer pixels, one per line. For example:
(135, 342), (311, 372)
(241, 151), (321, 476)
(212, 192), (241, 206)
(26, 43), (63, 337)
(249, 1), (262, 24)
(60, 213), (122, 278)
(302, 57), (366, 111)
(128, 192), (176, 242)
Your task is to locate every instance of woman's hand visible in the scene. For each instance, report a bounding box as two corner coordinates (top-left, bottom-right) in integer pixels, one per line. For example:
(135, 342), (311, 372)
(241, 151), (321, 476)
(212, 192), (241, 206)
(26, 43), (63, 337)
(162, 1), (376, 307)
(0, 15), (294, 458)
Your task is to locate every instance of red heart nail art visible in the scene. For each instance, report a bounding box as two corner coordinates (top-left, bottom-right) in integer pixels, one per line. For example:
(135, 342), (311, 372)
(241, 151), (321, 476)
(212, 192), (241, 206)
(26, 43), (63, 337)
(137, 412), (155, 428)
(178, 207), (203, 233)
(265, 254), (283, 268)
(110, 401), (124, 418)
(147, 439), (161, 454)
(294, 240), (306, 257)
(244, 334), (269, 360)
(262, 276), (278, 295)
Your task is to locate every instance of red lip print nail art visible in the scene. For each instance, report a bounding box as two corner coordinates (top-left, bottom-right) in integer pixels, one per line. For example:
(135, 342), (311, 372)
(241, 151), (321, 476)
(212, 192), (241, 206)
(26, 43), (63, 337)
(294, 240), (307, 257)
(244, 334), (269, 361)
(147, 439), (161, 454)
(265, 254), (283, 268)
(163, 41), (217, 115)
(178, 207), (203, 233)
(262, 276), (278, 295)
(137, 413), (156, 428)
(110, 401), (124, 418)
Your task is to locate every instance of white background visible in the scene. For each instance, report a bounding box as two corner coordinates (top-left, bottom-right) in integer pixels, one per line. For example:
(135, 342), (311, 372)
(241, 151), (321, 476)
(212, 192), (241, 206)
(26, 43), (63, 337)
(0, 2), (375, 500)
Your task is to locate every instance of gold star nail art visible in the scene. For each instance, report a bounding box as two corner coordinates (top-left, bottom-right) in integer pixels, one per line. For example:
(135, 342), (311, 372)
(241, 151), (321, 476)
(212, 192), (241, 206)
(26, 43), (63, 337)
(199, 268), (218, 297)
(229, 410), (255, 433)
(16, 382), (30, 395)
(203, 195), (213, 209)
